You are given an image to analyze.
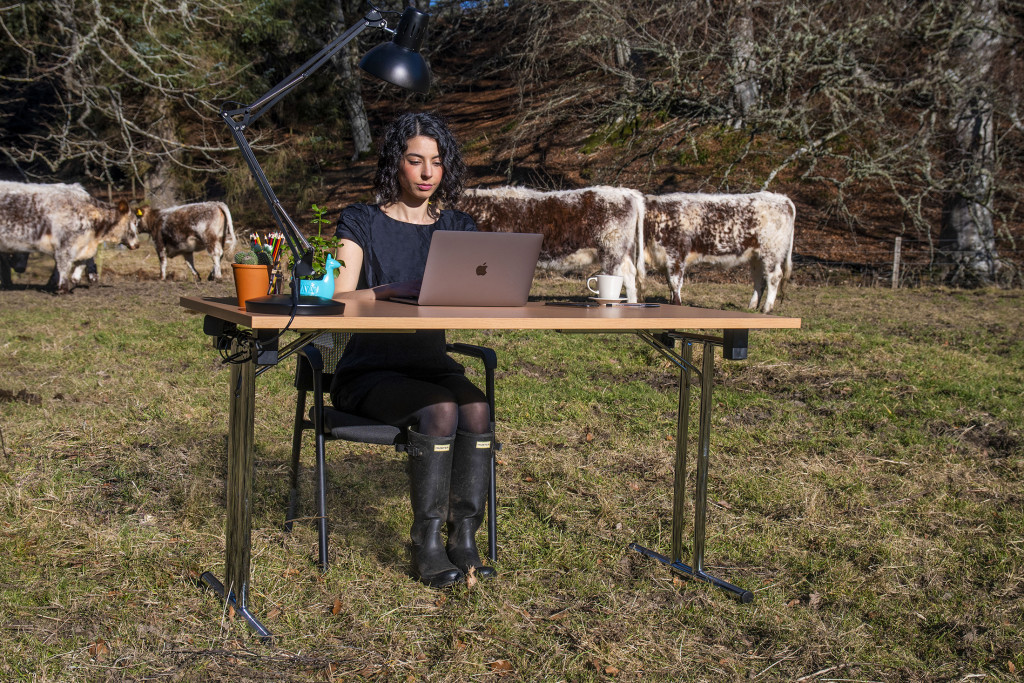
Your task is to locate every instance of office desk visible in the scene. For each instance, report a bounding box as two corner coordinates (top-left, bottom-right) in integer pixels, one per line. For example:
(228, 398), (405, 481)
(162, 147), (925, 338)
(180, 296), (801, 639)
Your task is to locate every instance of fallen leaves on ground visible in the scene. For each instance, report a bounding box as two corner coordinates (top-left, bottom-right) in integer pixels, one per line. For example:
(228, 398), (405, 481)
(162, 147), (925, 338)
(489, 659), (513, 673)
(88, 639), (110, 660)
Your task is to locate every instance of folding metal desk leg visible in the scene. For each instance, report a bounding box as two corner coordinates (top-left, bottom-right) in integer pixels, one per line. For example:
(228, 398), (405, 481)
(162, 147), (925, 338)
(630, 335), (753, 603)
(200, 337), (272, 640)
(691, 341), (713, 574)
(670, 341), (693, 566)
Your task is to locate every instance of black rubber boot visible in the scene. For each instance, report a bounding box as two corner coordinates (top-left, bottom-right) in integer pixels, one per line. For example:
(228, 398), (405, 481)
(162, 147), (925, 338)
(406, 429), (464, 588)
(447, 430), (498, 579)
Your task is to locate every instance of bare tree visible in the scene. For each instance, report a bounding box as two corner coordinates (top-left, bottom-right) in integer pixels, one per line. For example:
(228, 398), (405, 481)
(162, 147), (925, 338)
(328, 0), (373, 160)
(938, 0), (1003, 285)
(447, 0), (1023, 281)
(0, 0), (246, 199)
(729, 2), (760, 128)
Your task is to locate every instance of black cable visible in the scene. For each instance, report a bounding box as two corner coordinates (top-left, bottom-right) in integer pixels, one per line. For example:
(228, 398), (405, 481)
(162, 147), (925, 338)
(217, 260), (305, 366)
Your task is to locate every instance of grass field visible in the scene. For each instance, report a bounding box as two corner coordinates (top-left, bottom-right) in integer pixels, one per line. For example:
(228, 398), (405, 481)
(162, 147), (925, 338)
(1, 247), (1022, 682)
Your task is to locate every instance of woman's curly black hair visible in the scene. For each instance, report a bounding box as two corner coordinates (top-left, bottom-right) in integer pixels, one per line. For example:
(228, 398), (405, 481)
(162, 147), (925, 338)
(373, 112), (466, 219)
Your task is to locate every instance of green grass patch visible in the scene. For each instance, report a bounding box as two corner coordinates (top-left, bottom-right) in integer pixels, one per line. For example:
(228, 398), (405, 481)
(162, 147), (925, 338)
(1, 253), (1022, 680)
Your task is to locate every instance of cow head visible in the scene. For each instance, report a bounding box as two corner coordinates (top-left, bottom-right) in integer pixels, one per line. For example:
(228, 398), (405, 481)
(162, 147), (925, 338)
(2, 252), (30, 273)
(135, 206), (155, 233)
(118, 199), (140, 250)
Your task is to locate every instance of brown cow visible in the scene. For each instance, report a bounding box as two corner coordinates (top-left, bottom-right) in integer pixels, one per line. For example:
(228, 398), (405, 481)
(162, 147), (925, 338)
(0, 181), (139, 293)
(644, 191), (795, 313)
(138, 202), (237, 281)
(460, 186), (646, 302)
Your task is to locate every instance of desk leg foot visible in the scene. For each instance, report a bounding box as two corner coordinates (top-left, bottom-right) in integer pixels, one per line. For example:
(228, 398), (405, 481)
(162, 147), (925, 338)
(627, 544), (754, 603)
(199, 572), (274, 641)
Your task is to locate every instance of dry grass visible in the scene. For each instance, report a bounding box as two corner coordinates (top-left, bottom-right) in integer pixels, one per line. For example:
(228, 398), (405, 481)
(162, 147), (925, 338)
(1, 247), (1022, 682)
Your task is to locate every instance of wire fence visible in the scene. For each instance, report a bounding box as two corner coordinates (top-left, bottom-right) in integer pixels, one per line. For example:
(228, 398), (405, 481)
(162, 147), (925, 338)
(790, 237), (1024, 289)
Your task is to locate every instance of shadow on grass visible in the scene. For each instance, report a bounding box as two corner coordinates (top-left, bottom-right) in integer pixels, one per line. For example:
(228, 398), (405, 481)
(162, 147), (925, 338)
(277, 447), (411, 575)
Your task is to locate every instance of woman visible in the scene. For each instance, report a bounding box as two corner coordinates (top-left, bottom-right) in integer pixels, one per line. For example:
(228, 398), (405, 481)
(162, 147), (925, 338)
(330, 112), (496, 588)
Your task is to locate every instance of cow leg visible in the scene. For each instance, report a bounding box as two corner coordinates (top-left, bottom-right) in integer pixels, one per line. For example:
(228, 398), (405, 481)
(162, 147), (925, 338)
(668, 262), (686, 306)
(0, 254), (11, 289)
(208, 244), (224, 281)
(617, 257), (639, 303)
(159, 252), (170, 280)
(759, 262), (783, 314)
(52, 250), (74, 293)
(70, 263), (87, 285)
(748, 256), (766, 310)
(184, 253), (201, 282)
(85, 258), (98, 283)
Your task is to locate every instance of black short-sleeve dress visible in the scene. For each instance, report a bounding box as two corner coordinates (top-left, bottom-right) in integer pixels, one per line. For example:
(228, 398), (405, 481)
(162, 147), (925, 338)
(329, 203), (477, 412)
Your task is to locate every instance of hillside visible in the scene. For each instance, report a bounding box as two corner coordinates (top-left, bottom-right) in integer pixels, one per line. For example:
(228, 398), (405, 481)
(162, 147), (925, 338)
(276, 75), (1019, 290)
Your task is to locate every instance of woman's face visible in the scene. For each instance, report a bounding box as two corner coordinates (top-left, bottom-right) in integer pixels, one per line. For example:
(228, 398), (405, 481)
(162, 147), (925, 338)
(397, 135), (443, 204)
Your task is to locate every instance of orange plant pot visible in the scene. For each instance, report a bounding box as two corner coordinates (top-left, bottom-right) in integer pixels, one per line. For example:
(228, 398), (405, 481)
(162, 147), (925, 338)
(232, 263), (271, 310)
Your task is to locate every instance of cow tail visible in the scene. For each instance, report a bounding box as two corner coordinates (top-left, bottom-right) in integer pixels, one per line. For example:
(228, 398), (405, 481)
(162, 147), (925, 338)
(220, 202), (237, 250)
(781, 197), (796, 297)
(634, 193), (647, 302)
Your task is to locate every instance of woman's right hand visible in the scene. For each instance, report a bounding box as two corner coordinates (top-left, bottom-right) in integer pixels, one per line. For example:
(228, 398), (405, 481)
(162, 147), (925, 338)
(377, 279), (422, 300)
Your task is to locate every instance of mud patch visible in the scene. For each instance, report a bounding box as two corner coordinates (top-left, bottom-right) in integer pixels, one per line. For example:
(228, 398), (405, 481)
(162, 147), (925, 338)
(929, 418), (1022, 457)
(0, 388), (42, 405)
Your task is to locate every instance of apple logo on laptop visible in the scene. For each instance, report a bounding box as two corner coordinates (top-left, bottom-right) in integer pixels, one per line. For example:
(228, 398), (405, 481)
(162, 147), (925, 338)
(476, 262), (488, 276)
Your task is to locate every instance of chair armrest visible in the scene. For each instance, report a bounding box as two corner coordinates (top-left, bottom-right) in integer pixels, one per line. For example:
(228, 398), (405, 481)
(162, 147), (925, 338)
(298, 344), (325, 371)
(294, 345), (324, 391)
(446, 343), (497, 371)
(447, 343), (498, 426)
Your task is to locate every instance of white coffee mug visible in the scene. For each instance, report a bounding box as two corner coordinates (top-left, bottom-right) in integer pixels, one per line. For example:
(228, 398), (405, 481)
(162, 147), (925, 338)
(587, 274), (624, 300)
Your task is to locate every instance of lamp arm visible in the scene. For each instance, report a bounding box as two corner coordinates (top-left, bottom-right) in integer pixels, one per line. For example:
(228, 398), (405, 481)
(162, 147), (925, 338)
(220, 9), (390, 275)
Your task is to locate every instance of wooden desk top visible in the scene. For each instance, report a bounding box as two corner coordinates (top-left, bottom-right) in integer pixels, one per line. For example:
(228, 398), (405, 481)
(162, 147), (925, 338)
(180, 296), (801, 332)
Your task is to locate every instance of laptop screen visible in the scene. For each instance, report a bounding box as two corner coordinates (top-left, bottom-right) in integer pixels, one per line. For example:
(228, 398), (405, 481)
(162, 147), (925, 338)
(393, 231), (543, 306)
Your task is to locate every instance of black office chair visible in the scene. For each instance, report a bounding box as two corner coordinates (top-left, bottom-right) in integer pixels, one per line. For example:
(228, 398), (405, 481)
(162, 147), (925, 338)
(286, 332), (499, 571)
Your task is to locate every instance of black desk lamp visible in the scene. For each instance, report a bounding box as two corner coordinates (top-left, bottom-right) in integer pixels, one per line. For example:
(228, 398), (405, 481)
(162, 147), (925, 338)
(222, 4), (430, 315)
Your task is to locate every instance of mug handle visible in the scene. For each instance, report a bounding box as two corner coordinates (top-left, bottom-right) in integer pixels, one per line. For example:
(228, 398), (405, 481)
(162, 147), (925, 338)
(587, 276), (599, 295)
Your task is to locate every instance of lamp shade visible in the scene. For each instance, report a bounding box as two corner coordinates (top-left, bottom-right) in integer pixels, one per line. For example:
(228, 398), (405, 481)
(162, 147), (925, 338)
(359, 6), (431, 93)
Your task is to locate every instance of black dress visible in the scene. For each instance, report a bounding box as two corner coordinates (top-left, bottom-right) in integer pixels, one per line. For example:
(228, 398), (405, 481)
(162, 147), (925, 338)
(329, 203), (478, 411)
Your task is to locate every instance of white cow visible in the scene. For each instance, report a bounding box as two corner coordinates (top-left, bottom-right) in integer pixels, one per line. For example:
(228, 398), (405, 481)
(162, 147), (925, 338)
(0, 181), (140, 293)
(138, 202), (237, 281)
(460, 186), (646, 302)
(644, 191), (795, 313)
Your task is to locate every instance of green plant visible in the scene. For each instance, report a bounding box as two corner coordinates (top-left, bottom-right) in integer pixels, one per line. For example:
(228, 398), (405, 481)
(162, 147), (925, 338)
(233, 248), (271, 266)
(290, 203), (342, 278)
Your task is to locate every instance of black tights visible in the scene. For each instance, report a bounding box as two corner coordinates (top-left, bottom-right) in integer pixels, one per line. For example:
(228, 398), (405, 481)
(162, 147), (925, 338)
(353, 374), (490, 437)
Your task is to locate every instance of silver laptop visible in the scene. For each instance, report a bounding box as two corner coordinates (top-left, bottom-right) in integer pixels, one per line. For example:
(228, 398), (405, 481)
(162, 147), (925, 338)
(391, 231), (543, 306)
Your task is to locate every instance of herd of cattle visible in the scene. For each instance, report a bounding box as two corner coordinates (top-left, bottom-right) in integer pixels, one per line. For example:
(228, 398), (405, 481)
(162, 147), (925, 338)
(0, 180), (795, 312)
(0, 181), (237, 293)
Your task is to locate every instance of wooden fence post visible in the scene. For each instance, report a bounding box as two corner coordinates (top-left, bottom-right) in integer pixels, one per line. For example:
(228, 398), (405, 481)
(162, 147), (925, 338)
(892, 236), (902, 290)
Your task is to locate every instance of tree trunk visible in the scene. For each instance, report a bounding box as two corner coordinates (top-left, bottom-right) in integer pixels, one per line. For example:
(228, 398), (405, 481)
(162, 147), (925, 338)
(614, 38), (641, 93)
(143, 99), (183, 207)
(730, 5), (759, 129)
(938, 0), (1002, 286)
(330, 0), (373, 160)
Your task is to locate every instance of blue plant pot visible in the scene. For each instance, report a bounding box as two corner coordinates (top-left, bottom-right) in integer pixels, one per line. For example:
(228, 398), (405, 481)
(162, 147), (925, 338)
(297, 254), (341, 299)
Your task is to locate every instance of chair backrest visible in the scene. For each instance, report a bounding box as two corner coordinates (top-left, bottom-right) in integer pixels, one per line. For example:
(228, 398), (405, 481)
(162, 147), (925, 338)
(294, 332), (351, 392)
(312, 331), (350, 381)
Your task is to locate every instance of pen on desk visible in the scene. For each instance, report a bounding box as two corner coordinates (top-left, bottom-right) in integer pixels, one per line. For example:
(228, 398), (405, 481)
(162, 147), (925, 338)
(544, 302), (660, 308)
